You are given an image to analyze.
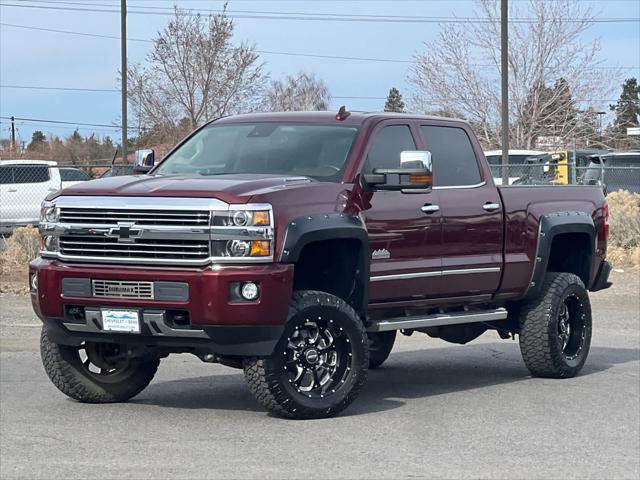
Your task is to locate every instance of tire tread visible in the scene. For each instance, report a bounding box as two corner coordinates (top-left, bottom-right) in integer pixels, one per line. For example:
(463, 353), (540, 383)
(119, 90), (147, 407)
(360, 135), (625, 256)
(243, 290), (368, 419)
(518, 272), (591, 378)
(40, 327), (159, 403)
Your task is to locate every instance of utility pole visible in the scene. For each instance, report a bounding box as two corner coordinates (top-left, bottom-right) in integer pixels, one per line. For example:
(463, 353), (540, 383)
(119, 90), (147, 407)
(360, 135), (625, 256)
(10, 116), (16, 152)
(500, 0), (509, 185)
(121, 0), (128, 163)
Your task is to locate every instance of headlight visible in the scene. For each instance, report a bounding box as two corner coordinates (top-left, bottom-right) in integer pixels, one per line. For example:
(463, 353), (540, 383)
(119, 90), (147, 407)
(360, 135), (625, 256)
(40, 202), (59, 223)
(42, 235), (59, 252)
(227, 240), (251, 257)
(212, 240), (271, 258)
(212, 210), (271, 227)
(210, 205), (273, 260)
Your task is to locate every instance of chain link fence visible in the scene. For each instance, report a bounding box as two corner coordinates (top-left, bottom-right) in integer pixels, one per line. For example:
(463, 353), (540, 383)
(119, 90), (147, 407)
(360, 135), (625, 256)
(1, 161), (639, 234)
(1, 163), (133, 233)
(489, 163), (640, 193)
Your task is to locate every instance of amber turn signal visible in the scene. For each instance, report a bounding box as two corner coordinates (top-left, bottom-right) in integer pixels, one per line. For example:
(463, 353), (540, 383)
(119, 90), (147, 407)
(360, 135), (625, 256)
(252, 210), (271, 226)
(409, 174), (433, 184)
(250, 240), (271, 257)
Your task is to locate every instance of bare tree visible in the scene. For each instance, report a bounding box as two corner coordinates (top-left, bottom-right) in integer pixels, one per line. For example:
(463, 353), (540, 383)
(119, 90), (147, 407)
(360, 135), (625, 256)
(127, 6), (266, 143)
(265, 71), (331, 111)
(409, 0), (617, 149)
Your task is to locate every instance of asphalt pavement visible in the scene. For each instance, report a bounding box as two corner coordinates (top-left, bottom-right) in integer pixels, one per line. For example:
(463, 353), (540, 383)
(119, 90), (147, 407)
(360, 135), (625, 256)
(1, 270), (638, 479)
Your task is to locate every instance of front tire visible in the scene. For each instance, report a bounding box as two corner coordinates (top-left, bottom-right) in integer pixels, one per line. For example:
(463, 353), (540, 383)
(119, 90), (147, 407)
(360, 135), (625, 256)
(40, 326), (159, 403)
(518, 272), (592, 378)
(243, 290), (369, 419)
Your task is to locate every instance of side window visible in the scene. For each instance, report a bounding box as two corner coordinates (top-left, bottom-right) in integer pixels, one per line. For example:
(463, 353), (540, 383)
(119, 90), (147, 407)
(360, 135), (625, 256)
(0, 166), (13, 184)
(61, 169), (90, 181)
(12, 166), (50, 184)
(421, 126), (482, 187)
(365, 125), (416, 172)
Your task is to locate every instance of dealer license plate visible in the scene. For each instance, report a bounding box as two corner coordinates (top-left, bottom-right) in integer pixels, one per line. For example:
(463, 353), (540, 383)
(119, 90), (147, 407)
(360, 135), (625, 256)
(101, 310), (140, 333)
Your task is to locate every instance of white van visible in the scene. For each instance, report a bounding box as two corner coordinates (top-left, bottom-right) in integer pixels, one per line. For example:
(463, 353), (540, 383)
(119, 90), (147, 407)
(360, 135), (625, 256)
(0, 160), (63, 233)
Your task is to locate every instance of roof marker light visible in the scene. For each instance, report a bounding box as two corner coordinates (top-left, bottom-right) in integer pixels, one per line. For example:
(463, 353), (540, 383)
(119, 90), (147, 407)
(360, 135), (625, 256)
(336, 105), (351, 121)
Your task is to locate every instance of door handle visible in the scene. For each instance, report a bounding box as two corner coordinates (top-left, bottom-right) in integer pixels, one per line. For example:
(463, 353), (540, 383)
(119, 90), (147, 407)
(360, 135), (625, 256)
(482, 202), (500, 211)
(7, 189), (17, 193)
(421, 204), (440, 214)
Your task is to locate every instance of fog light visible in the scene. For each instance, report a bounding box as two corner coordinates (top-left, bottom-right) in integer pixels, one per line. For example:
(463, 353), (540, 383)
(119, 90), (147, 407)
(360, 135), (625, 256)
(30, 273), (38, 292)
(240, 282), (259, 301)
(44, 235), (59, 252)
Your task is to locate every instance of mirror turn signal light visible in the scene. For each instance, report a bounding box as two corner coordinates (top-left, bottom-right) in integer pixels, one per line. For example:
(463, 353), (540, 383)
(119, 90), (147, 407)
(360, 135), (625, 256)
(409, 174), (433, 184)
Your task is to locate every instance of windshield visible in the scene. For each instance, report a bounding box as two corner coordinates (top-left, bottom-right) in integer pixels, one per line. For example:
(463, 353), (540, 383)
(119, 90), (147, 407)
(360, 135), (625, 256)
(155, 123), (359, 182)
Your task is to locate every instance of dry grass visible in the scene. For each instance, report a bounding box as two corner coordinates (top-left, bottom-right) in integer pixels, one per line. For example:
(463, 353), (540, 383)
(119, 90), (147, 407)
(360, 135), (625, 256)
(0, 190), (637, 291)
(607, 190), (640, 269)
(0, 227), (39, 294)
(0, 227), (40, 273)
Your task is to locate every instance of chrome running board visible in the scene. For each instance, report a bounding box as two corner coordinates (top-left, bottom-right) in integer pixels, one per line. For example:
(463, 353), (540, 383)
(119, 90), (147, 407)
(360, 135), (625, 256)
(367, 308), (508, 332)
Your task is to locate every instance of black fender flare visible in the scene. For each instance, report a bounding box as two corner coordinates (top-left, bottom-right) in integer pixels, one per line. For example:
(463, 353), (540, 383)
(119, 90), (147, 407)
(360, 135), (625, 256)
(279, 213), (369, 315)
(524, 211), (596, 299)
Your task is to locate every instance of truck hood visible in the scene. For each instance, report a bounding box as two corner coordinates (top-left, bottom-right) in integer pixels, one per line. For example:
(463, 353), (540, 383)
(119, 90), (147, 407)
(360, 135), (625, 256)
(56, 173), (314, 204)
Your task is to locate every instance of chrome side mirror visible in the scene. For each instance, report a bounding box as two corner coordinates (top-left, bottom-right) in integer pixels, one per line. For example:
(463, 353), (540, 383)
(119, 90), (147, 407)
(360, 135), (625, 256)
(400, 150), (432, 172)
(362, 150), (433, 193)
(133, 149), (155, 174)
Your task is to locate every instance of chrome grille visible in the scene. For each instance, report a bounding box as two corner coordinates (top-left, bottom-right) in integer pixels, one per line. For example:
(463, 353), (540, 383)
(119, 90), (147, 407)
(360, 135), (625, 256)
(60, 236), (210, 261)
(92, 280), (154, 299)
(59, 208), (210, 227)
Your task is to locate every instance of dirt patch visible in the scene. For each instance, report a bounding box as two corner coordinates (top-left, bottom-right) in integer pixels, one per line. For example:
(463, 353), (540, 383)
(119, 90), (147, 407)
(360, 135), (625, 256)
(0, 270), (29, 295)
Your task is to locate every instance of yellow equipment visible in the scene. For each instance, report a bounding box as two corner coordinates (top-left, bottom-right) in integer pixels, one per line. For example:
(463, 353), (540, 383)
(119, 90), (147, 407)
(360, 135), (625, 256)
(547, 150), (570, 184)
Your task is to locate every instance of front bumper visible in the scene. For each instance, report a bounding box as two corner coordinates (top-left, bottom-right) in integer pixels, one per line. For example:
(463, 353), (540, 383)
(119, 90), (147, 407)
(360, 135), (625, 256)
(30, 258), (293, 356)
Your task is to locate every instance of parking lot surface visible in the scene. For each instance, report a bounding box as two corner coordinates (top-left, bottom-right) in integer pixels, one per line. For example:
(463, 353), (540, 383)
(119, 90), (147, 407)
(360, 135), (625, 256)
(1, 270), (638, 479)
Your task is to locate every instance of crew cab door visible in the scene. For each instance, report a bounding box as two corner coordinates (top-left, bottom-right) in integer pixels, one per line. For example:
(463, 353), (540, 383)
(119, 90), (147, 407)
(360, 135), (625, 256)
(419, 123), (503, 299)
(360, 122), (443, 303)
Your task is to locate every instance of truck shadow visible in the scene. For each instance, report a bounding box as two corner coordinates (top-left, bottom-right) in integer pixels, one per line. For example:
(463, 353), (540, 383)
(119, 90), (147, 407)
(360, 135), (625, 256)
(136, 343), (639, 416)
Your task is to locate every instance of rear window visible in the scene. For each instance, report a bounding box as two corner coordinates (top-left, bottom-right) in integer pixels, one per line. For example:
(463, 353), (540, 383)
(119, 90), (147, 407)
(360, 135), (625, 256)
(0, 165), (51, 184)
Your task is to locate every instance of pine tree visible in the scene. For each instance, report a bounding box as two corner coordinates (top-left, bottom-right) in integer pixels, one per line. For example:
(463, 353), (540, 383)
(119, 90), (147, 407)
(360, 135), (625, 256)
(608, 78), (640, 148)
(27, 131), (47, 152)
(384, 88), (405, 113)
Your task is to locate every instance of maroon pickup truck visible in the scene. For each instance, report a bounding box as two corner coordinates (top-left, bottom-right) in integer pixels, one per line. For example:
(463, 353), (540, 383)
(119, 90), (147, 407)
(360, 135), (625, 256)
(31, 111), (612, 419)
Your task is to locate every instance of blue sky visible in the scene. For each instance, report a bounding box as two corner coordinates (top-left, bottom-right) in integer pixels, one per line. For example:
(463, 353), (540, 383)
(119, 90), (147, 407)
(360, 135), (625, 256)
(1, 0), (639, 147)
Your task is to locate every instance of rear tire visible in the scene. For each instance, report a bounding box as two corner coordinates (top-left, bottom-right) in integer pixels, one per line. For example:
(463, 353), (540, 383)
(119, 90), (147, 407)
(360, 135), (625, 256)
(40, 326), (159, 403)
(367, 331), (396, 369)
(243, 290), (369, 419)
(518, 272), (592, 378)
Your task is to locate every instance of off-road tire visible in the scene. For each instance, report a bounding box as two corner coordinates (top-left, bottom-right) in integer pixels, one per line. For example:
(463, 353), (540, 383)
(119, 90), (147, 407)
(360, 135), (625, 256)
(367, 331), (396, 369)
(243, 290), (369, 419)
(518, 272), (592, 378)
(41, 326), (159, 403)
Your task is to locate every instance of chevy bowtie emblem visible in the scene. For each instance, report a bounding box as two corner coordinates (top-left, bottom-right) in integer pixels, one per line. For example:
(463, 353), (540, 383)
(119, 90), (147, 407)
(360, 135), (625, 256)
(107, 222), (142, 243)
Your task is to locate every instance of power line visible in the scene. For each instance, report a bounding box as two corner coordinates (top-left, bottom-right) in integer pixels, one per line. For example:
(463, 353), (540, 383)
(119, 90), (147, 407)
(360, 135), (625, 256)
(1, 2), (638, 23)
(1, 84), (119, 92)
(0, 115), (124, 129)
(0, 22), (152, 42)
(2, 22), (638, 71)
(1, 87), (630, 103)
